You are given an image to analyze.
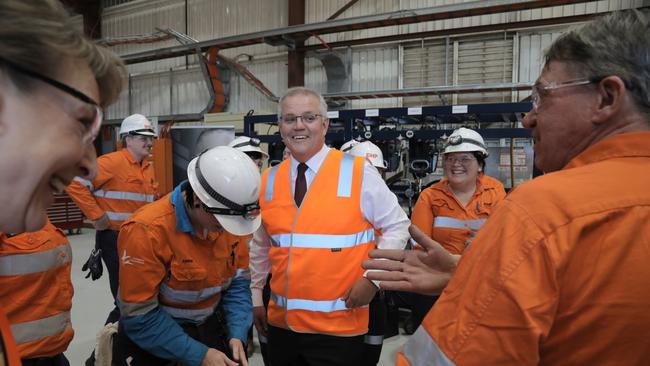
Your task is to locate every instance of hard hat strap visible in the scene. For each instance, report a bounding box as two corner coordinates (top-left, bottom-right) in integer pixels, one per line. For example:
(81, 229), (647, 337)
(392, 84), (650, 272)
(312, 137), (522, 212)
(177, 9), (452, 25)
(195, 153), (260, 218)
(232, 138), (261, 149)
(444, 136), (486, 150)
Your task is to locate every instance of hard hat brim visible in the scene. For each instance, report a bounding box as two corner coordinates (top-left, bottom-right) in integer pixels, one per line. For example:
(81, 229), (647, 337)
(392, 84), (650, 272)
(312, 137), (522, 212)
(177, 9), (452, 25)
(130, 130), (157, 137)
(213, 213), (261, 236)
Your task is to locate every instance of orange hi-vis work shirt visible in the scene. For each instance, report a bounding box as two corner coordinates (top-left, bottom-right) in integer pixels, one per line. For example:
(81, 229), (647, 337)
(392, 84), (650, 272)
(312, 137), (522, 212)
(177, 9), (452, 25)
(0, 307), (21, 366)
(397, 131), (650, 366)
(0, 222), (73, 359)
(411, 175), (506, 254)
(67, 148), (158, 231)
(260, 150), (375, 336)
(117, 192), (250, 325)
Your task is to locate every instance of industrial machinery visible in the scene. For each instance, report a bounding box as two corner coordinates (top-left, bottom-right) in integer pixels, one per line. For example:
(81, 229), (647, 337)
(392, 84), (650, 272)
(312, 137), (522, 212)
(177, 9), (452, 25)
(244, 102), (535, 214)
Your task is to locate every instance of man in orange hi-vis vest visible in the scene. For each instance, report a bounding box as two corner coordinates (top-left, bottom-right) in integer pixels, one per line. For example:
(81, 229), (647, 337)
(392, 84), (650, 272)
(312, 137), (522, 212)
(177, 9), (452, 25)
(363, 9), (650, 366)
(67, 114), (159, 334)
(250, 87), (410, 366)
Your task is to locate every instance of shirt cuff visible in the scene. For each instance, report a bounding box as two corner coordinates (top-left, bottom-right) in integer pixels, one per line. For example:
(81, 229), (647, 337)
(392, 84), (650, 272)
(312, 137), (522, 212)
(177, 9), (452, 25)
(363, 270), (381, 289)
(252, 288), (264, 307)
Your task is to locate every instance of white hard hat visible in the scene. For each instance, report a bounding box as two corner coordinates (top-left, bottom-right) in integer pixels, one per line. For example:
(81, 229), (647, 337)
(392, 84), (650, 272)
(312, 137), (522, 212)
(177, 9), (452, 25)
(348, 141), (387, 169)
(119, 114), (157, 137)
(443, 127), (488, 157)
(340, 139), (361, 153)
(187, 146), (262, 236)
(227, 136), (269, 160)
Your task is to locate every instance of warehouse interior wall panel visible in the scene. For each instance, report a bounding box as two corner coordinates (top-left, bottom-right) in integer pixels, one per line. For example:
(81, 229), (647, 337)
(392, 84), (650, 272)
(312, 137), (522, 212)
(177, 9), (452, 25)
(102, 0), (187, 74)
(306, 46), (400, 109)
(188, 0), (287, 57)
(92, 0), (648, 120)
(227, 57), (287, 115)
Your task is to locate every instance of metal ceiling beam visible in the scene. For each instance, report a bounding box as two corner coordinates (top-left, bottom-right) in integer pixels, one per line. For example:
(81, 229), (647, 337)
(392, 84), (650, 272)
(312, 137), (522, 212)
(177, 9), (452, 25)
(300, 11), (621, 52)
(322, 82), (533, 101)
(121, 0), (591, 65)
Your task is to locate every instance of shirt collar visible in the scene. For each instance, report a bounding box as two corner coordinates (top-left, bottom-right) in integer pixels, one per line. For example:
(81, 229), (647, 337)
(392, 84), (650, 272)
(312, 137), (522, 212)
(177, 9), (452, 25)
(564, 131), (650, 169)
(120, 148), (137, 164)
(290, 144), (330, 175)
(170, 180), (196, 236)
(121, 147), (149, 167)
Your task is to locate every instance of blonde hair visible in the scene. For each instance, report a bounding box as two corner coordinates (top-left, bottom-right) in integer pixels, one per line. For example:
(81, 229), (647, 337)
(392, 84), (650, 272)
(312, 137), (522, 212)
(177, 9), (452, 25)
(0, 0), (126, 107)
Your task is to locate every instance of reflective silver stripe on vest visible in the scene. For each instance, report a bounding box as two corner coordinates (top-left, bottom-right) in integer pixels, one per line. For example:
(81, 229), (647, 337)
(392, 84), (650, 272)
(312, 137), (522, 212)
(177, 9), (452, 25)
(73, 176), (94, 190)
(118, 296), (159, 317)
(0, 244), (71, 276)
(270, 228), (374, 249)
(265, 165), (280, 201)
(159, 279), (231, 304)
(337, 153), (355, 198)
(105, 211), (132, 221)
(433, 216), (486, 231)
(160, 302), (218, 322)
(364, 334), (383, 345)
(402, 326), (455, 366)
(10, 311), (71, 344)
(234, 268), (251, 280)
(94, 189), (155, 202)
(271, 292), (366, 313)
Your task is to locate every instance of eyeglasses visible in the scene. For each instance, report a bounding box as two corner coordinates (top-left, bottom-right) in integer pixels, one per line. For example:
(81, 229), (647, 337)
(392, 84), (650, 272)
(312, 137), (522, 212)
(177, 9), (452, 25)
(444, 156), (476, 166)
(278, 113), (322, 124)
(0, 58), (103, 145)
(531, 77), (601, 111)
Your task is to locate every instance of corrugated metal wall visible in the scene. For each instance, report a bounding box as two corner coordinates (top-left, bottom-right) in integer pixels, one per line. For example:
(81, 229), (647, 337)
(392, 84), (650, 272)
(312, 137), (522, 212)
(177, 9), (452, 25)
(96, 0), (646, 120)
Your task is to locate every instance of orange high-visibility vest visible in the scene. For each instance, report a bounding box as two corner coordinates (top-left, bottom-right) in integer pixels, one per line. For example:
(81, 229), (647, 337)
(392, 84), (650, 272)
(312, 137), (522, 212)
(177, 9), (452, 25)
(411, 175), (506, 254)
(118, 195), (250, 323)
(0, 222), (73, 359)
(260, 150), (375, 336)
(67, 148), (158, 231)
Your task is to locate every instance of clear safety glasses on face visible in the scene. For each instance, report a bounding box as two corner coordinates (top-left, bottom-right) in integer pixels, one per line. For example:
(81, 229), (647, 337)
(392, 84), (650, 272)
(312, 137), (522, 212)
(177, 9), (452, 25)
(444, 155), (476, 166)
(530, 77), (601, 112)
(278, 113), (322, 125)
(0, 58), (102, 145)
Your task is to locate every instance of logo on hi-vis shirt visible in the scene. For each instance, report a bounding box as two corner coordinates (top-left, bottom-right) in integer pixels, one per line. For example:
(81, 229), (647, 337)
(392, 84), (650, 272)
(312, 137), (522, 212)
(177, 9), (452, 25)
(121, 250), (145, 265)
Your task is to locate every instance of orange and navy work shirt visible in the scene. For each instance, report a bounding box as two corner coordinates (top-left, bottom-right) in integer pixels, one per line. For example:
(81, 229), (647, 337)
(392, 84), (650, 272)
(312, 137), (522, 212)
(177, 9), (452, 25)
(117, 183), (251, 333)
(0, 222), (73, 359)
(411, 175), (506, 254)
(260, 150), (375, 336)
(398, 131), (650, 365)
(67, 148), (158, 231)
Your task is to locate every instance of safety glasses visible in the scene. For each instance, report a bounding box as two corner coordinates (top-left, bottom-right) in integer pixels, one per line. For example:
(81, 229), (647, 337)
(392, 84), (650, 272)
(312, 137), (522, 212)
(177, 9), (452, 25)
(531, 77), (602, 111)
(0, 58), (103, 145)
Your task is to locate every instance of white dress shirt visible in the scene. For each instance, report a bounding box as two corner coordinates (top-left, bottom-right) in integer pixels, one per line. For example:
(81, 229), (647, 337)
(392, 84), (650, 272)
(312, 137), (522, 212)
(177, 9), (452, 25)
(249, 145), (410, 307)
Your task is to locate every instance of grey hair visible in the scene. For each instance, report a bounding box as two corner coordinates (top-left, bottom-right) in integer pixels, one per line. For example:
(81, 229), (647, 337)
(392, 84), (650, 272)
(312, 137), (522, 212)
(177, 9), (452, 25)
(277, 87), (328, 119)
(545, 9), (650, 116)
(0, 0), (126, 108)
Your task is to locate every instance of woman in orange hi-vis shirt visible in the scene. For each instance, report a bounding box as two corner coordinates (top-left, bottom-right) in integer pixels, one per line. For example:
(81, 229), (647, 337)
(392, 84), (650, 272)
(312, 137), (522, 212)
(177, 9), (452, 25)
(0, 0), (125, 364)
(409, 127), (506, 330)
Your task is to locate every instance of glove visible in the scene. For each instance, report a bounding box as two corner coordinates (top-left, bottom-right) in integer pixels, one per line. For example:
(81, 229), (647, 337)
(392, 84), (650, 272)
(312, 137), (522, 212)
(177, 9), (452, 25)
(82, 248), (103, 280)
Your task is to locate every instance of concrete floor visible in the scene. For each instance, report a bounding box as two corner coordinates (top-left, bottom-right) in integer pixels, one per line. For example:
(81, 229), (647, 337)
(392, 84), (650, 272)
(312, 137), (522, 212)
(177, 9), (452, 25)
(64, 228), (408, 365)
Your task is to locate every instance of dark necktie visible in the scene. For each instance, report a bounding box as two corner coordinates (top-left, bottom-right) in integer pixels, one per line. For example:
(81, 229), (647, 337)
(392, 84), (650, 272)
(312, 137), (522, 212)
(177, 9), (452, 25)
(295, 163), (308, 207)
